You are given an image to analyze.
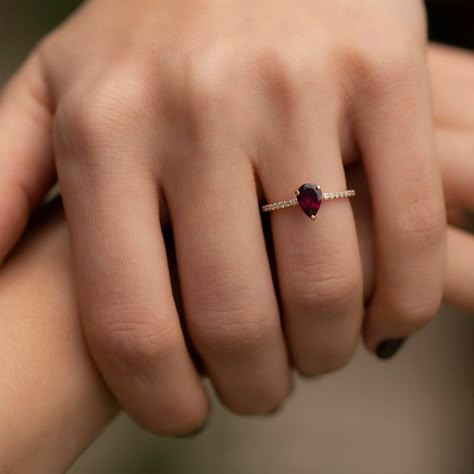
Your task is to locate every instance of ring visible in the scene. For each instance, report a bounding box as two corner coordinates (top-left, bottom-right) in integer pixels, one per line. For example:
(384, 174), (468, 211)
(261, 183), (356, 221)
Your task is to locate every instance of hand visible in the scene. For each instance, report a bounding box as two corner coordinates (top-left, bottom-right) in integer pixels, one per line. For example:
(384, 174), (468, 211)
(0, 44), (471, 472)
(0, 0), (445, 433)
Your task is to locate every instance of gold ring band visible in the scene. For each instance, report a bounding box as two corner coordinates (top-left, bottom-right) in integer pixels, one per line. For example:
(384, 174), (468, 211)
(261, 183), (355, 221)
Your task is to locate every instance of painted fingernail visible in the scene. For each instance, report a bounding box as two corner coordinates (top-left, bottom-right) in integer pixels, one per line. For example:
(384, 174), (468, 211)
(375, 338), (407, 360)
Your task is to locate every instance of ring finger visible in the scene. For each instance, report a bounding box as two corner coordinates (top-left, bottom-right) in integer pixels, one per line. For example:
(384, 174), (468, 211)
(258, 96), (364, 376)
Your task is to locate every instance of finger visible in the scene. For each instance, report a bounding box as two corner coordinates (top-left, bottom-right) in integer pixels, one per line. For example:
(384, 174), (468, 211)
(436, 128), (474, 209)
(445, 227), (474, 313)
(355, 58), (446, 355)
(258, 88), (364, 376)
(0, 52), (55, 261)
(53, 95), (208, 435)
(346, 163), (474, 315)
(165, 152), (291, 415)
(436, 129), (474, 312)
(429, 44), (474, 129)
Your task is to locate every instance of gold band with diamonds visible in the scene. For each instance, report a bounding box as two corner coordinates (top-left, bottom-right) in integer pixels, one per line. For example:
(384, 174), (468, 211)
(262, 189), (356, 212)
(261, 183), (355, 221)
(262, 190), (356, 213)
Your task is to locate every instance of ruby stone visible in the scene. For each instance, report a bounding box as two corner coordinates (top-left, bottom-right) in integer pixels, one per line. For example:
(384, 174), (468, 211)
(297, 183), (322, 219)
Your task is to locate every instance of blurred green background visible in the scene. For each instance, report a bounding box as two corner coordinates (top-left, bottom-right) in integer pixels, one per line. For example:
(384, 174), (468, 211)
(0, 0), (80, 83)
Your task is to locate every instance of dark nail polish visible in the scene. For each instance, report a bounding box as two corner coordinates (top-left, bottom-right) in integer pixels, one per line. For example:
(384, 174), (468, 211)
(375, 338), (407, 360)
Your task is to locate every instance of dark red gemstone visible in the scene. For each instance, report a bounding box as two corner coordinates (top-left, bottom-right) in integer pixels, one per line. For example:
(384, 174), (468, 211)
(296, 183), (322, 219)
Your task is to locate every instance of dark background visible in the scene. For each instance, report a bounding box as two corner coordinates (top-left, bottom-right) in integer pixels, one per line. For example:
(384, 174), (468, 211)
(427, 0), (474, 49)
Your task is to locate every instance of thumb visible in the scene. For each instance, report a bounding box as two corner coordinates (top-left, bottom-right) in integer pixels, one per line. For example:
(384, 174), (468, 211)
(0, 50), (55, 262)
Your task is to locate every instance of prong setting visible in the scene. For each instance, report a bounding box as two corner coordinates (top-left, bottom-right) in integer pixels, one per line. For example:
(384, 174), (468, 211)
(261, 186), (355, 215)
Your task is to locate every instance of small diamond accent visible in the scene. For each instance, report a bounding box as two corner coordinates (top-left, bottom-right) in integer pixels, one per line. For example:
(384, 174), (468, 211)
(262, 187), (355, 214)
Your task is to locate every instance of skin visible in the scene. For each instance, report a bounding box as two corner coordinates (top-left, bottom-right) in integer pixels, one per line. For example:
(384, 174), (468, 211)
(0, 203), (117, 474)
(0, 43), (473, 473)
(0, 0), (446, 433)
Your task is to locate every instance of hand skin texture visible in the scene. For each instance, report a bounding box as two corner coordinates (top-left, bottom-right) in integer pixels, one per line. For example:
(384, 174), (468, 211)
(0, 44), (472, 473)
(0, 0), (446, 433)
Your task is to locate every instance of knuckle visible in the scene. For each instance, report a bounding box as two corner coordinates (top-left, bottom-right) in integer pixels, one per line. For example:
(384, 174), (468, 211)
(184, 51), (233, 120)
(390, 293), (441, 329)
(53, 75), (149, 159)
(54, 93), (108, 160)
(345, 37), (419, 94)
(396, 193), (446, 249)
(171, 49), (236, 148)
(191, 305), (274, 357)
(374, 45), (417, 82)
(288, 265), (362, 318)
(256, 45), (332, 111)
(88, 312), (178, 375)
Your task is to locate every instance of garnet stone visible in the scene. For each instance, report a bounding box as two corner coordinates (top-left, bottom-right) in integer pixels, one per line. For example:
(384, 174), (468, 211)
(296, 183), (323, 220)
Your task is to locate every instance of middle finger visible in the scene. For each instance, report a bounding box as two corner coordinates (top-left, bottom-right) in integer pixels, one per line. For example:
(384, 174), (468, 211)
(165, 149), (292, 415)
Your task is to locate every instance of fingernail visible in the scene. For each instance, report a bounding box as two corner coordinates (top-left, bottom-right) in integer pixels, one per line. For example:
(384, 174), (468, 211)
(375, 338), (407, 360)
